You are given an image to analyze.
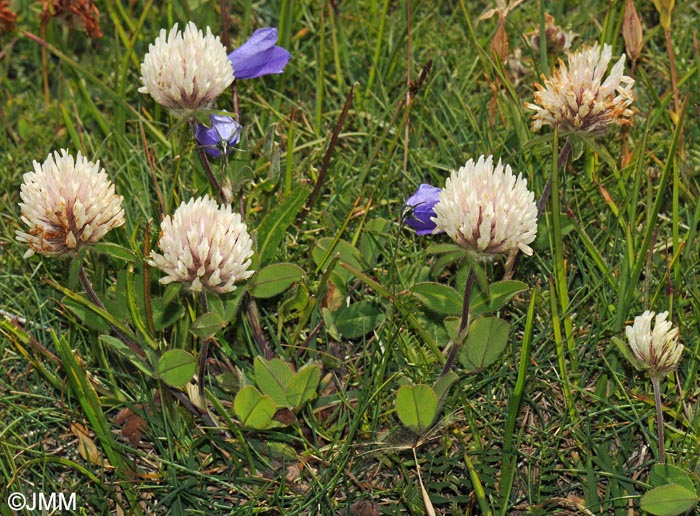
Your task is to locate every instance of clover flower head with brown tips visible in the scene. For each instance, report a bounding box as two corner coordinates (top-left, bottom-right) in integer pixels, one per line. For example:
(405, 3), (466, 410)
(526, 43), (635, 134)
(16, 149), (125, 258)
(625, 310), (683, 378)
(148, 195), (254, 294)
(432, 155), (538, 258)
(139, 22), (234, 114)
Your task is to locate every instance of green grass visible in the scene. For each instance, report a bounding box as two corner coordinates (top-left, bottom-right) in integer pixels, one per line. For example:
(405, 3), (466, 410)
(2, 0), (700, 514)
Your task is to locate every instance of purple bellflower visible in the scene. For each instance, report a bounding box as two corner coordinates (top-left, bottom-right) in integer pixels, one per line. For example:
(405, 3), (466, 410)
(405, 184), (442, 235)
(195, 114), (242, 158)
(228, 28), (291, 80)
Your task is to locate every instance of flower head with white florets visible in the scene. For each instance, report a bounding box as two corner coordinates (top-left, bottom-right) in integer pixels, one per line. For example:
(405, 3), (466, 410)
(526, 43), (635, 134)
(139, 22), (234, 114)
(148, 195), (254, 294)
(625, 310), (683, 378)
(432, 155), (538, 258)
(16, 149), (125, 258)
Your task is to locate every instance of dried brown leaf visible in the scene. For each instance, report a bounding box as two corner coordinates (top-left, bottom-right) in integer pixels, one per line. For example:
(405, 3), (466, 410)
(42, 0), (102, 39)
(0, 0), (17, 32)
(115, 407), (146, 446)
(70, 422), (105, 466)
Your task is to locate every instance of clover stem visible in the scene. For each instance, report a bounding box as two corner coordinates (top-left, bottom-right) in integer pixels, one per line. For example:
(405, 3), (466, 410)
(78, 264), (144, 358)
(197, 292), (212, 399)
(651, 375), (666, 464)
(440, 267), (476, 378)
(189, 118), (227, 203)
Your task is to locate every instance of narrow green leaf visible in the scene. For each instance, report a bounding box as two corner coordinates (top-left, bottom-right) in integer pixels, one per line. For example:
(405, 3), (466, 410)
(395, 384), (438, 433)
(100, 335), (153, 377)
(641, 484), (698, 516)
(433, 370), (458, 402)
(460, 317), (511, 371)
(190, 311), (227, 339)
(91, 242), (137, 262)
(339, 262), (393, 299)
(151, 300), (185, 331)
(334, 301), (385, 339)
(359, 217), (390, 266)
(287, 363), (321, 408)
(234, 385), (276, 430)
(425, 243), (464, 255)
(254, 357), (294, 407)
(257, 187), (309, 265)
(411, 282), (462, 316)
(470, 280), (528, 316)
(611, 335), (646, 371)
(156, 349), (196, 387)
(312, 237), (366, 284)
(250, 263), (305, 299)
(62, 297), (111, 331)
(47, 279), (138, 343)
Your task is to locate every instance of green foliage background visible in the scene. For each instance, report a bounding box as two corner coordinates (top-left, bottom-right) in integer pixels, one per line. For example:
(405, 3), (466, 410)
(1, 0), (700, 514)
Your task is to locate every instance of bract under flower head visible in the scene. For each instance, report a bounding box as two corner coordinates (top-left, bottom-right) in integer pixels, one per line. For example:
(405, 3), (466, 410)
(526, 43), (635, 134)
(139, 22), (234, 114)
(148, 195), (254, 294)
(195, 114), (242, 158)
(228, 28), (291, 80)
(432, 155), (537, 257)
(625, 310), (683, 378)
(405, 184), (442, 235)
(16, 149), (125, 258)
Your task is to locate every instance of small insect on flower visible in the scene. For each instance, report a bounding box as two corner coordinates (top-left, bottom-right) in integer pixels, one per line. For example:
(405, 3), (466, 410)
(405, 184), (442, 235)
(194, 114), (242, 158)
(16, 149), (125, 258)
(526, 43), (635, 135)
(139, 22), (234, 114)
(432, 155), (537, 258)
(148, 196), (254, 294)
(625, 310), (683, 378)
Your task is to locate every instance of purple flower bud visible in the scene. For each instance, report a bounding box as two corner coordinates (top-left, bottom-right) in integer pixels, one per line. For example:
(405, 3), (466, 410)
(195, 114), (242, 158)
(405, 184), (442, 235)
(228, 28), (291, 80)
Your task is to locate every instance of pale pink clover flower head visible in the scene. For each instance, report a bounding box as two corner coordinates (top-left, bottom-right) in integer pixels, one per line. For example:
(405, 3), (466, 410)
(625, 310), (683, 378)
(16, 149), (125, 258)
(432, 155), (538, 258)
(148, 195), (254, 294)
(526, 43), (635, 134)
(139, 22), (234, 114)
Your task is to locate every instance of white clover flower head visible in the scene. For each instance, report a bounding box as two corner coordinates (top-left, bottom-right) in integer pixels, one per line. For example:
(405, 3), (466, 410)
(525, 43), (635, 134)
(139, 22), (234, 114)
(148, 195), (254, 294)
(16, 149), (125, 258)
(432, 155), (538, 258)
(625, 310), (683, 378)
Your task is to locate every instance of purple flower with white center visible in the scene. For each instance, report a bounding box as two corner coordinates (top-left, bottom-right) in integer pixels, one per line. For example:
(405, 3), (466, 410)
(195, 114), (242, 158)
(405, 184), (442, 235)
(228, 28), (291, 80)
